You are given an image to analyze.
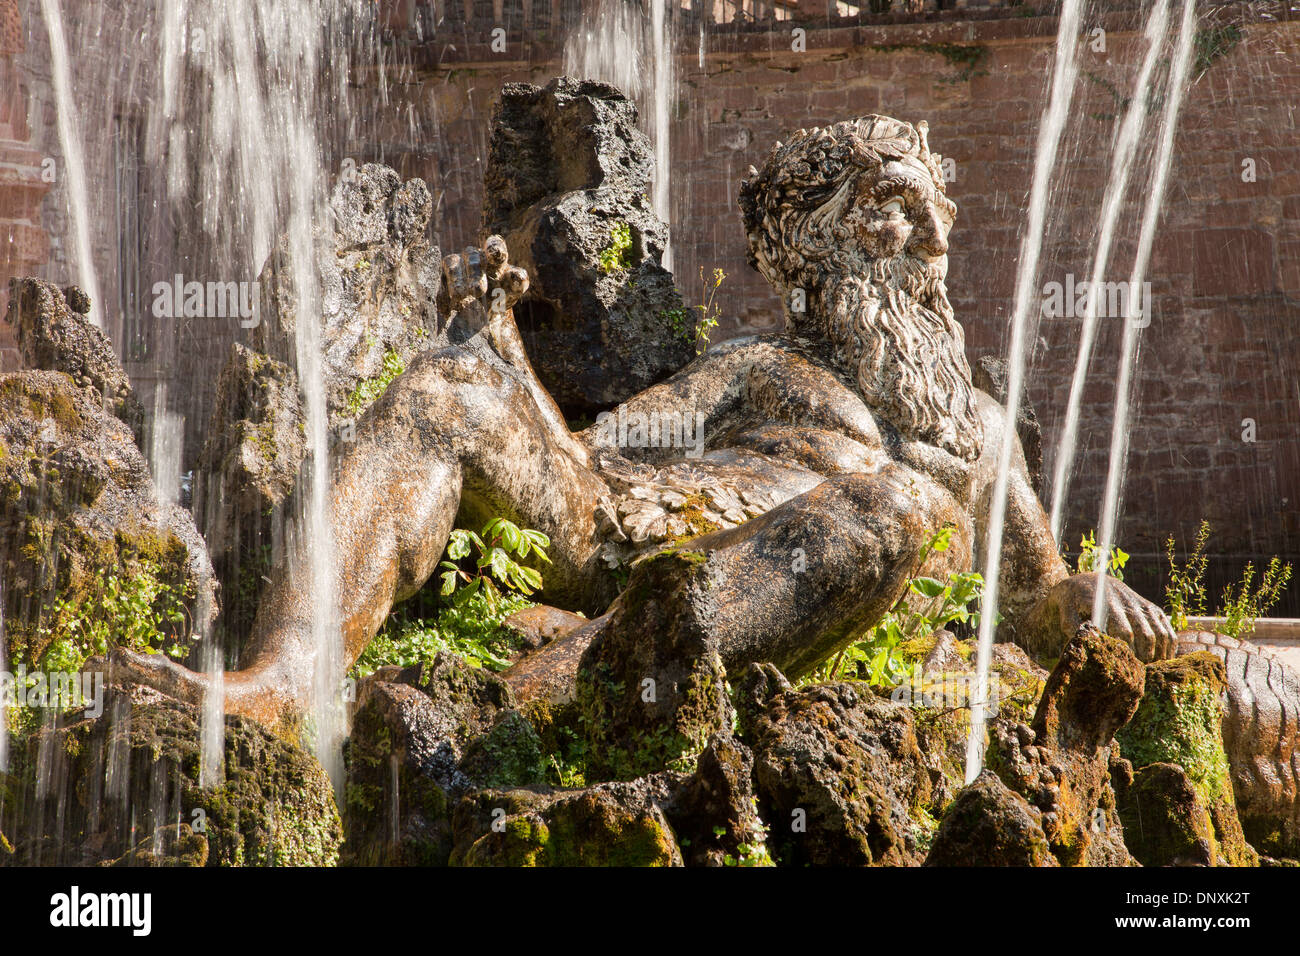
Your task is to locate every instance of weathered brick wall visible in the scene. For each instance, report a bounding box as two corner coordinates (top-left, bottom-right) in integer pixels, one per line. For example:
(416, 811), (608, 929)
(363, 10), (1300, 605)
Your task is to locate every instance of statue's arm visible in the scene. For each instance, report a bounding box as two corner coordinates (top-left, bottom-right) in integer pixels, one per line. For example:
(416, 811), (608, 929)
(575, 337), (775, 454)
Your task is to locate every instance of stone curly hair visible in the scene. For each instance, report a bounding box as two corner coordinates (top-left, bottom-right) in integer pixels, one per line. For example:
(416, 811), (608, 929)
(738, 115), (947, 294)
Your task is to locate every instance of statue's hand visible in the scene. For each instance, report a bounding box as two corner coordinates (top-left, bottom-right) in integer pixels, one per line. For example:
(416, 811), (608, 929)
(439, 235), (529, 317)
(1029, 572), (1176, 662)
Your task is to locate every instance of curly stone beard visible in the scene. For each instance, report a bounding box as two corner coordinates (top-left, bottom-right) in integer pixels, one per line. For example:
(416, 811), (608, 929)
(817, 257), (983, 461)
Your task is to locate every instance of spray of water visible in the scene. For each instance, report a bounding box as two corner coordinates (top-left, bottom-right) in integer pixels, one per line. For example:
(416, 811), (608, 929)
(149, 386), (185, 506)
(1093, 0), (1199, 627)
(38, 0), (102, 326)
(1048, 0), (1171, 543)
(151, 0), (357, 788)
(964, 0), (1086, 786)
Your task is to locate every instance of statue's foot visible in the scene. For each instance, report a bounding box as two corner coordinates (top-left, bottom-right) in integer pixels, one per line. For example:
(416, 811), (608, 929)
(103, 648), (296, 728)
(105, 647), (208, 708)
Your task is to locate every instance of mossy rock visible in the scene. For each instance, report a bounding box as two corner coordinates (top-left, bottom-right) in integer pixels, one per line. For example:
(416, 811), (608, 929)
(575, 550), (733, 781)
(341, 653), (547, 866)
(449, 780), (682, 867)
(0, 368), (216, 672)
(0, 685), (341, 867)
(925, 771), (1057, 867)
(1116, 652), (1256, 866)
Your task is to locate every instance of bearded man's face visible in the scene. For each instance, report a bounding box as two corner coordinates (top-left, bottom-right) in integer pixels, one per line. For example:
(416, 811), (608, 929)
(807, 155), (983, 463)
(843, 155), (955, 278)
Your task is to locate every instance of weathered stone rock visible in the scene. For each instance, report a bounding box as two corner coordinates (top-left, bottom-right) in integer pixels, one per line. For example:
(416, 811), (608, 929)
(0, 683), (340, 866)
(1113, 761), (1232, 867)
(1176, 630), (1300, 858)
(192, 343), (306, 653)
(0, 370), (216, 668)
(502, 603), (588, 653)
(575, 550), (734, 781)
(341, 652), (545, 866)
(253, 163), (442, 427)
(107, 823), (209, 868)
(483, 76), (693, 415)
(925, 771), (1057, 867)
(737, 665), (937, 866)
(987, 625), (1144, 866)
(660, 732), (770, 867)
(449, 778), (682, 867)
(4, 278), (143, 439)
(1116, 651), (1257, 866)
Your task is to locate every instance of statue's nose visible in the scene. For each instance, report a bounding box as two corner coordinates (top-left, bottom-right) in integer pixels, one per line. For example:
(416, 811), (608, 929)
(908, 203), (949, 260)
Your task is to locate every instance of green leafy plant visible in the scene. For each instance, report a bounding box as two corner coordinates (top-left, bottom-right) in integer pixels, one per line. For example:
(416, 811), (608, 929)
(805, 525), (989, 687)
(36, 563), (193, 675)
(439, 516), (550, 614)
(722, 799), (776, 867)
(1163, 520), (1293, 639)
(598, 221), (634, 274)
(1164, 520), (1210, 631)
(1075, 530), (1129, 580)
(351, 515), (554, 679)
(1217, 557), (1292, 641)
(344, 342), (407, 418)
(350, 587), (532, 679)
(664, 267), (726, 355)
(545, 725), (589, 789)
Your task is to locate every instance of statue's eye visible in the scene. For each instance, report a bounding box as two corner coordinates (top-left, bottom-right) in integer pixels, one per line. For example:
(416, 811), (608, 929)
(879, 197), (906, 216)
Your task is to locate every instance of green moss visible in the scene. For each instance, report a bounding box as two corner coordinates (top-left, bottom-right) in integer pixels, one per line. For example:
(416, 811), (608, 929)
(458, 792), (678, 867)
(344, 346), (407, 418)
(597, 221), (634, 274)
(1117, 654), (1231, 805)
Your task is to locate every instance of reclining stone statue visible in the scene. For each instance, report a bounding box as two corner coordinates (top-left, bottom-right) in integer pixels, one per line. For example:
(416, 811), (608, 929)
(112, 113), (1175, 727)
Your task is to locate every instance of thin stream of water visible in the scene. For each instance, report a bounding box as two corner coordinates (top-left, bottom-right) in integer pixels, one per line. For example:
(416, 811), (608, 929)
(965, 0), (1086, 786)
(564, 0), (676, 258)
(1093, 0), (1199, 627)
(38, 0), (102, 327)
(1047, 0), (1171, 543)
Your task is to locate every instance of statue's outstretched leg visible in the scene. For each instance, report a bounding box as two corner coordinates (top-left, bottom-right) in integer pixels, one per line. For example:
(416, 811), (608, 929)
(111, 241), (614, 725)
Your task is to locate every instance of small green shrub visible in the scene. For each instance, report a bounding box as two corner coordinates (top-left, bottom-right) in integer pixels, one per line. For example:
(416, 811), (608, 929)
(438, 516), (550, 614)
(34, 563), (193, 675)
(1165, 520), (1210, 630)
(663, 266), (725, 355)
(1164, 520), (1293, 639)
(598, 222), (634, 274)
(350, 588), (533, 679)
(1075, 529), (1129, 580)
(1218, 557), (1292, 641)
(351, 515), (553, 680)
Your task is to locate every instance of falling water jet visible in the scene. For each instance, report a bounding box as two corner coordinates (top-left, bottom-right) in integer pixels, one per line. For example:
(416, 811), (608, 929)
(1048, 0), (1171, 543)
(38, 0), (102, 327)
(650, 0), (672, 271)
(1093, 0), (1199, 629)
(964, 0), (1086, 787)
(197, 582), (224, 789)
